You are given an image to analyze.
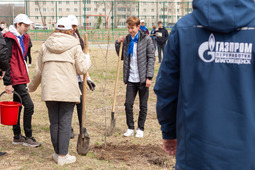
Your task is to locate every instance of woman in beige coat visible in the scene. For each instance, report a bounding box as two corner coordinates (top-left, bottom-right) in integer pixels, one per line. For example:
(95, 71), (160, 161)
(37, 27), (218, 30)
(28, 17), (91, 166)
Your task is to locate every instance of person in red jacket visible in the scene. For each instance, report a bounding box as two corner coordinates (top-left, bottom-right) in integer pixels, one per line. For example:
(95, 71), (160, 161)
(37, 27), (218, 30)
(3, 14), (40, 147)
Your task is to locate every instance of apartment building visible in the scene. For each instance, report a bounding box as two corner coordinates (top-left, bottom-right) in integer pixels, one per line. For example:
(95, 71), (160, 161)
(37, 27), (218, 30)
(25, 0), (192, 29)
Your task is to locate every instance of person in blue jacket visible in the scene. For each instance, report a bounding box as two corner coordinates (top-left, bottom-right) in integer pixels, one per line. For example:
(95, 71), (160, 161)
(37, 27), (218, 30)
(154, 0), (255, 169)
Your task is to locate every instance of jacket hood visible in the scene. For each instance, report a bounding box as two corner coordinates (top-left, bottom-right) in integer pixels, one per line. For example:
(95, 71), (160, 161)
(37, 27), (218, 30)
(44, 32), (80, 54)
(193, 0), (255, 33)
(9, 25), (22, 37)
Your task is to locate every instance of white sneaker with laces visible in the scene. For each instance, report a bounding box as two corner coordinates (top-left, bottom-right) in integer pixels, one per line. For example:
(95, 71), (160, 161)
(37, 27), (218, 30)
(123, 129), (134, 137)
(57, 154), (76, 166)
(135, 129), (144, 138)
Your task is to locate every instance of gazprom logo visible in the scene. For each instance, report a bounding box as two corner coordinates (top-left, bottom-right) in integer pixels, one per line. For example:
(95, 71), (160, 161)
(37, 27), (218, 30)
(198, 34), (253, 64)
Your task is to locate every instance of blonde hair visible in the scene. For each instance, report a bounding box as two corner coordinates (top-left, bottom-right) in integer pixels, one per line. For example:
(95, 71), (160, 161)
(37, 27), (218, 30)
(52, 29), (73, 36)
(126, 16), (140, 26)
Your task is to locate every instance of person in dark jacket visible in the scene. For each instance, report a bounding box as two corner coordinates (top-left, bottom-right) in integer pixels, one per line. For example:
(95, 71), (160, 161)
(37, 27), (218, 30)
(3, 14), (40, 148)
(115, 16), (155, 138)
(0, 32), (9, 157)
(155, 21), (168, 63)
(154, 0), (255, 169)
(25, 33), (32, 67)
(150, 25), (157, 50)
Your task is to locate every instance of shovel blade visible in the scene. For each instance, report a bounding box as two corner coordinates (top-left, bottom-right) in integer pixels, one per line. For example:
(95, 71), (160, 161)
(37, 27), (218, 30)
(77, 127), (90, 155)
(107, 112), (116, 136)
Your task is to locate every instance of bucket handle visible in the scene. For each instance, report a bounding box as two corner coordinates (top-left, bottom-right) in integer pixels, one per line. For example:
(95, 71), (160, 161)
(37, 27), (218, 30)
(0, 91), (22, 105)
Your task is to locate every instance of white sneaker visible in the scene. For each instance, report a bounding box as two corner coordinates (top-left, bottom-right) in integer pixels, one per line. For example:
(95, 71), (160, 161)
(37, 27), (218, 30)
(57, 154), (76, 166)
(135, 129), (144, 138)
(52, 153), (58, 163)
(28, 64), (31, 67)
(123, 129), (134, 137)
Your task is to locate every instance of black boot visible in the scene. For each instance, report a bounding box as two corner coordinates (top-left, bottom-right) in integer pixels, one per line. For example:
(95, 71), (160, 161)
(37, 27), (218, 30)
(0, 152), (7, 157)
(70, 127), (74, 139)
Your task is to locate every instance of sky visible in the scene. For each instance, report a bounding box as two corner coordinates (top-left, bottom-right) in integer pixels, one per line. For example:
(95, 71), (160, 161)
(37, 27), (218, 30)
(0, 0), (24, 6)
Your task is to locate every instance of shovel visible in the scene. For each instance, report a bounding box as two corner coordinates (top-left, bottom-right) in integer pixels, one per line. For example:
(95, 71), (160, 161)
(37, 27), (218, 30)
(108, 42), (123, 136)
(77, 34), (90, 155)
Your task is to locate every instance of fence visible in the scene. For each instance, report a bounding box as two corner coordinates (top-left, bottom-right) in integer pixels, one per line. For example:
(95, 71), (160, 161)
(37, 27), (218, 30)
(0, 0), (192, 41)
(28, 29), (129, 41)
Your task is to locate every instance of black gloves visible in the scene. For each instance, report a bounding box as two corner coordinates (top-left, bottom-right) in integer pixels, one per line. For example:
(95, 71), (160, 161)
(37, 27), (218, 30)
(86, 76), (96, 91)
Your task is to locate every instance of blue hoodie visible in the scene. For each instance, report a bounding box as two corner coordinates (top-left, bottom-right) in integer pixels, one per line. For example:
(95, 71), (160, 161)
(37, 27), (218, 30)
(154, 0), (255, 169)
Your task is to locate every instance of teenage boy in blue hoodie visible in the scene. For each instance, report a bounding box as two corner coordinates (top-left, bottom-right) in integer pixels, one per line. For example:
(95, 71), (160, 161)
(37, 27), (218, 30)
(154, 0), (255, 169)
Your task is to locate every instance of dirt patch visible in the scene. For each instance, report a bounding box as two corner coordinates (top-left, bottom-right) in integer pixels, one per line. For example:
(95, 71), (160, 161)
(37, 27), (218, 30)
(92, 141), (175, 168)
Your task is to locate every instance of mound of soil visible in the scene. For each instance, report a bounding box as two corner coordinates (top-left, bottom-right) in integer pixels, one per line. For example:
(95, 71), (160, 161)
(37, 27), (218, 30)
(92, 142), (175, 168)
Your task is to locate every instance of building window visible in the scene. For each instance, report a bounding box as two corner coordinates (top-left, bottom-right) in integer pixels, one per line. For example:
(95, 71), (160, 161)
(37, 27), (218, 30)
(59, 8), (62, 12)
(35, 16), (39, 20)
(51, 8), (54, 12)
(120, 22), (126, 26)
(94, 8), (97, 12)
(102, 8), (105, 12)
(35, 2), (38, 5)
(143, 9), (146, 12)
(177, 9), (180, 13)
(152, 16), (155, 19)
(52, 16), (54, 19)
(74, 8), (78, 12)
(117, 8), (126, 12)
(66, 8), (70, 12)
(83, 0), (91, 4)
(66, 1), (70, 4)
(94, 2), (97, 4)
(43, 1), (46, 5)
(83, 8), (91, 11)
(74, 1), (78, 5)
(58, 1), (62, 5)
(151, 9), (154, 12)
(51, 1), (54, 5)
(43, 8), (46, 12)
(35, 8), (38, 12)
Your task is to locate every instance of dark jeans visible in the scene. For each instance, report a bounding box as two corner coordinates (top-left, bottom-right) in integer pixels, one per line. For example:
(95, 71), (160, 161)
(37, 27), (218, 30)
(46, 101), (75, 155)
(158, 44), (165, 63)
(152, 39), (157, 50)
(125, 82), (149, 131)
(13, 84), (34, 138)
(76, 82), (83, 128)
(25, 47), (32, 64)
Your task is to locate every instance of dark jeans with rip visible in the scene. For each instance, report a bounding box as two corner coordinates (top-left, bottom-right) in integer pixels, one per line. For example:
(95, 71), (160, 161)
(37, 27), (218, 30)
(125, 82), (149, 131)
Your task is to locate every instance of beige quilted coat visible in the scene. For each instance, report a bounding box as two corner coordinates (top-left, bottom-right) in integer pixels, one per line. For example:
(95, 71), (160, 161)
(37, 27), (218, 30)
(28, 32), (91, 102)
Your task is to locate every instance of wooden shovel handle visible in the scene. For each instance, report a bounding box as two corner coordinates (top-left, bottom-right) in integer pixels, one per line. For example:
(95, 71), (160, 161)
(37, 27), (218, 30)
(81, 34), (88, 128)
(112, 42), (123, 112)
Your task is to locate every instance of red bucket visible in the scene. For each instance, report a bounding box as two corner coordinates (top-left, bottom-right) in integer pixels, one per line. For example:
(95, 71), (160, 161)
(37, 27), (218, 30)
(0, 91), (22, 126)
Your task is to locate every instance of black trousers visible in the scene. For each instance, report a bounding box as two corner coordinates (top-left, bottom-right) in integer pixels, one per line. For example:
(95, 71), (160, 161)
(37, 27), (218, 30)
(76, 82), (83, 128)
(25, 47), (32, 64)
(158, 44), (165, 63)
(125, 82), (149, 131)
(13, 84), (34, 138)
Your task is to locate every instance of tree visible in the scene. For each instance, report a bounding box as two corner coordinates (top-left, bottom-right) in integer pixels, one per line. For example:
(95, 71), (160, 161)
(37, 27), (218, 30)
(97, 15), (102, 29)
(35, 0), (46, 26)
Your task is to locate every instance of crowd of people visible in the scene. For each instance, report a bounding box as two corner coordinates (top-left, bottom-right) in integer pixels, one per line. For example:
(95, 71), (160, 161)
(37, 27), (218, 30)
(1, 0), (255, 168)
